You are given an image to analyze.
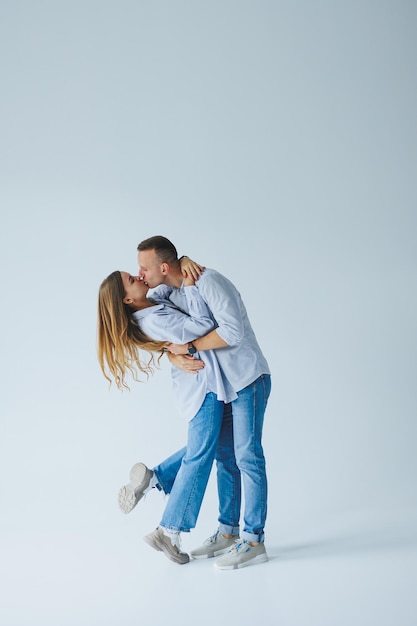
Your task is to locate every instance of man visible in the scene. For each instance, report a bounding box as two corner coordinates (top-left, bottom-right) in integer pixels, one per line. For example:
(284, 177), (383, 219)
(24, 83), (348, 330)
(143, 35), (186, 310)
(137, 235), (271, 570)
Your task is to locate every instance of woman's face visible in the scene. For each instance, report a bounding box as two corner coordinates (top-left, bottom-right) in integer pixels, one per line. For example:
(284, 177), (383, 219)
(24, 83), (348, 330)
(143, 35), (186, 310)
(120, 271), (150, 308)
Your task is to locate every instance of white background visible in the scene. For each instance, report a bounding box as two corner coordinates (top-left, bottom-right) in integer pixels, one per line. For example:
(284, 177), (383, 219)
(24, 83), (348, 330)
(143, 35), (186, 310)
(1, 1), (416, 625)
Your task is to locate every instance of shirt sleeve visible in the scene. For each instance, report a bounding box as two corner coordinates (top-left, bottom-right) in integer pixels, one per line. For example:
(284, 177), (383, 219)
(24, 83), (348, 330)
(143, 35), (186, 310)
(142, 287), (216, 344)
(148, 284), (173, 300)
(197, 271), (244, 346)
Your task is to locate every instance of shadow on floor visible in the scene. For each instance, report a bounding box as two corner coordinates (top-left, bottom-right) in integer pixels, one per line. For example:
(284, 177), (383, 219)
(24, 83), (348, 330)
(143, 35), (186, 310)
(273, 514), (417, 561)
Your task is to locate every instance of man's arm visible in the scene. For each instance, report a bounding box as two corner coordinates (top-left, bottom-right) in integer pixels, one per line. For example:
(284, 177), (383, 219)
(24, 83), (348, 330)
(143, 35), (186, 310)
(168, 270), (244, 355)
(167, 329), (228, 355)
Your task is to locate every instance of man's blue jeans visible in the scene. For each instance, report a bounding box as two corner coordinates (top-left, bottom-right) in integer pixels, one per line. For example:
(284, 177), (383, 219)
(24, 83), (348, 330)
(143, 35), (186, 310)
(153, 375), (271, 542)
(217, 374), (271, 543)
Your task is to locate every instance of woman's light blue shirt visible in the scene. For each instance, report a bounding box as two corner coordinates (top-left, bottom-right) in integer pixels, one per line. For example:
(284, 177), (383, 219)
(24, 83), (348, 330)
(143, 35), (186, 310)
(132, 285), (235, 421)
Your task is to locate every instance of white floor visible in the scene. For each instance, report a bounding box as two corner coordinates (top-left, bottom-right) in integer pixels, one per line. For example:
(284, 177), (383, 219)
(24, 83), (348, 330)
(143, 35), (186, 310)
(2, 497), (416, 626)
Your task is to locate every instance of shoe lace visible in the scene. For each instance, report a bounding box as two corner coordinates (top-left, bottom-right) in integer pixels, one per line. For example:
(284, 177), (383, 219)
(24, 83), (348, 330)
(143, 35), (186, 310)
(230, 539), (248, 554)
(204, 530), (221, 545)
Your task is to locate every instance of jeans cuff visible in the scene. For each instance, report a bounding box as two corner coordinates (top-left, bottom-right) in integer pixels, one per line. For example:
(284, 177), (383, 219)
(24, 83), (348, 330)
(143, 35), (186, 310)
(218, 523), (240, 536)
(241, 531), (265, 543)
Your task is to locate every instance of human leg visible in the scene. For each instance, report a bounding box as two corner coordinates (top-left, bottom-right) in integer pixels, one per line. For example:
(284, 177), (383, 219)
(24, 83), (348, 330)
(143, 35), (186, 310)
(190, 403), (241, 559)
(158, 393), (225, 532)
(215, 402), (241, 536)
(213, 375), (271, 569)
(152, 446), (186, 494)
(145, 394), (225, 563)
(230, 374), (271, 543)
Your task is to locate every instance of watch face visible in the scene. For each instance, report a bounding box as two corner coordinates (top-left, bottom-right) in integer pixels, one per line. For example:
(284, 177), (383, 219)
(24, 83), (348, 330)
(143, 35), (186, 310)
(188, 344), (197, 355)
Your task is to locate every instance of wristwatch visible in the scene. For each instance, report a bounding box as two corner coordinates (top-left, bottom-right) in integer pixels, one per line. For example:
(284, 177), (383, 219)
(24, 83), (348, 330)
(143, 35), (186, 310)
(187, 342), (197, 356)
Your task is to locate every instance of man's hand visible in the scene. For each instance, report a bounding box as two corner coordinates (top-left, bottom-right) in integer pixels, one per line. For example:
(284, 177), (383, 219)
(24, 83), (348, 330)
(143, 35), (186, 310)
(167, 342), (189, 355)
(179, 256), (205, 282)
(167, 352), (205, 374)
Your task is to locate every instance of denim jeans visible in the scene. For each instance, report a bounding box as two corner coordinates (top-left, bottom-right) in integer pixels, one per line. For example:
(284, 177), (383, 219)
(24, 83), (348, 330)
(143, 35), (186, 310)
(217, 374), (271, 543)
(152, 375), (271, 541)
(153, 392), (225, 532)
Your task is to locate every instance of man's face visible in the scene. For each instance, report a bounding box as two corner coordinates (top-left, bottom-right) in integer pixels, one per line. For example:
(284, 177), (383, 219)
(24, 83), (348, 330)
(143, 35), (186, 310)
(138, 249), (166, 288)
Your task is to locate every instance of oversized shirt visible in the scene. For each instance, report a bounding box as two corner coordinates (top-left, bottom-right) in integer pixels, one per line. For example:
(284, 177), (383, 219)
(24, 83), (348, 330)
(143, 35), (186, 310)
(150, 268), (270, 393)
(132, 285), (234, 421)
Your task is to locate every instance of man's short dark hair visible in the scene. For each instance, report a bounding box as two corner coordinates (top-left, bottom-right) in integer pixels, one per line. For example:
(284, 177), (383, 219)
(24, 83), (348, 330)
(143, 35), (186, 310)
(137, 235), (179, 265)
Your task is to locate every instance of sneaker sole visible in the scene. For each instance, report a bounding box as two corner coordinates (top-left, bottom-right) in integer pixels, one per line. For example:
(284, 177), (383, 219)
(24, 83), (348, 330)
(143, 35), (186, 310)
(190, 545), (234, 559)
(214, 552), (269, 570)
(143, 533), (190, 565)
(118, 463), (153, 514)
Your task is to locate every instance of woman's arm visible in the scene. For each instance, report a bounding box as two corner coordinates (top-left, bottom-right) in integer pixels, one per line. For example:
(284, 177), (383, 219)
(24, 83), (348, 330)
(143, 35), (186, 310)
(166, 352), (205, 374)
(138, 284), (216, 345)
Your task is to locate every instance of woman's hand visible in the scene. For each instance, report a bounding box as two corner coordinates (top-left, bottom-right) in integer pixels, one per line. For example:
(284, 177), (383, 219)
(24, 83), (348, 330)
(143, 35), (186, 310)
(183, 274), (195, 287)
(180, 256), (205, 282)
(166, 352), (205, 374)
(167, 342), (188, 355)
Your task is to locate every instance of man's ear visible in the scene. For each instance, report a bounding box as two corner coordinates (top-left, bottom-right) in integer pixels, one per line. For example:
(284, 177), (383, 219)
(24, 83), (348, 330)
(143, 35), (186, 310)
(161, 262), (168, 275)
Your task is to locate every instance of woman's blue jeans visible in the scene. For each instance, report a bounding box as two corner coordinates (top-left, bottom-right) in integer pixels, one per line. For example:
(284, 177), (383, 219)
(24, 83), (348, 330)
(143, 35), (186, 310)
(153, 374), (271, 542)
(154, 392), (225, 533)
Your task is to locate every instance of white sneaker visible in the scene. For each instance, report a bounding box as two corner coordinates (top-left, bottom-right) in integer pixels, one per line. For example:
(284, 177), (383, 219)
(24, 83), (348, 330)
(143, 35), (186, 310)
(143, 527), (190, 565)
(118, 462), (154, 514)
(190, 530), (238, 559)
(214, 540), (269, 570)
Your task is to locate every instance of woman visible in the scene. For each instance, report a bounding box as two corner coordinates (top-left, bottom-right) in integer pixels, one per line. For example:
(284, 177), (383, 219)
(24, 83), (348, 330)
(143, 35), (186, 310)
(97, 266), (238, 564)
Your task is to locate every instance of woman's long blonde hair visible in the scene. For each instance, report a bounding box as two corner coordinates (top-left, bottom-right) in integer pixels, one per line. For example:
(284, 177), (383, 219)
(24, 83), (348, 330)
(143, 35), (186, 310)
(97, 271), (166, 389)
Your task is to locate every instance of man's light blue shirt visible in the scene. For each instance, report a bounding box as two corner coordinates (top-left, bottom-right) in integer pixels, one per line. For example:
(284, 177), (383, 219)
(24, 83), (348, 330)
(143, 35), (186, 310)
(152, 268), (270, 393)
